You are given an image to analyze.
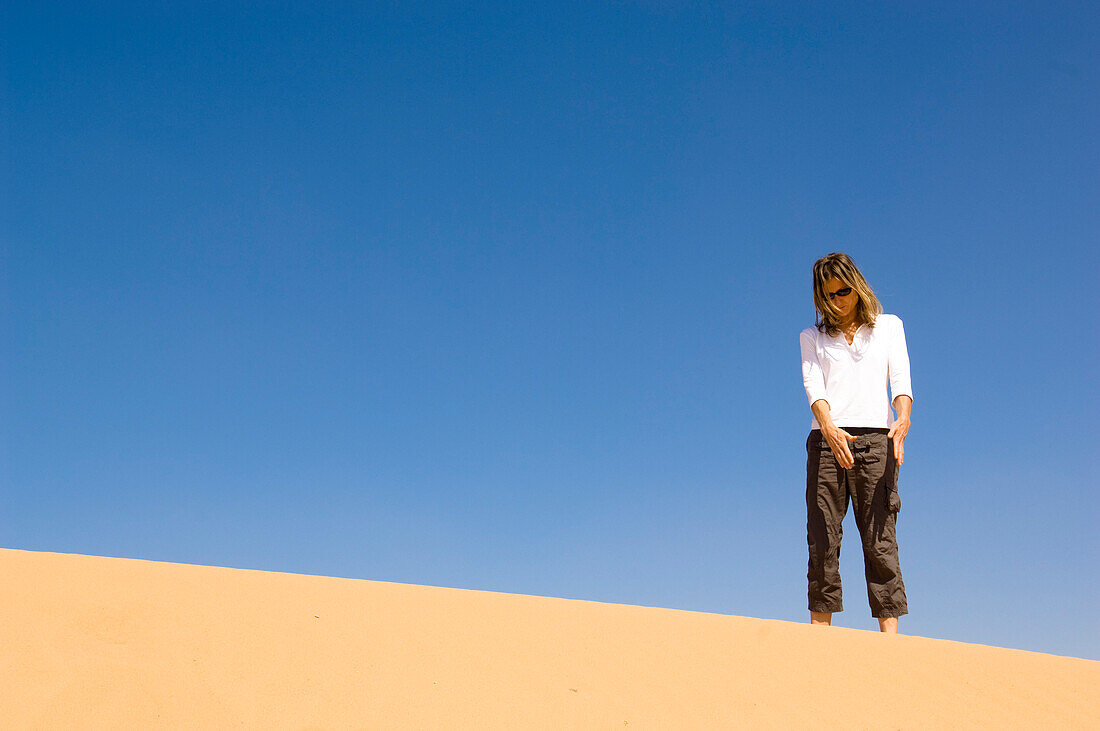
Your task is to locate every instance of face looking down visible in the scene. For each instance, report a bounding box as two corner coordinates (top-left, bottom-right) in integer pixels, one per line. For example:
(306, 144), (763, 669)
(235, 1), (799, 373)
(824, 277), (856, 320)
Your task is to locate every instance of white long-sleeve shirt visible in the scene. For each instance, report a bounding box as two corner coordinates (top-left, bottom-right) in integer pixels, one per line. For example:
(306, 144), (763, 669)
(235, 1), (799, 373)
(800, 314), (913, 429)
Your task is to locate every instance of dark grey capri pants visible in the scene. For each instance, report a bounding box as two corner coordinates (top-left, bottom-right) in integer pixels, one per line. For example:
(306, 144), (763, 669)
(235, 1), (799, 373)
(806, 428), (908, 618)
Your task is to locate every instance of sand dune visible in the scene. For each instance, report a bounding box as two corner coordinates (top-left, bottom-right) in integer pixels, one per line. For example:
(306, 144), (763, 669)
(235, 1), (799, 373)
(2, 548), (1096, 728)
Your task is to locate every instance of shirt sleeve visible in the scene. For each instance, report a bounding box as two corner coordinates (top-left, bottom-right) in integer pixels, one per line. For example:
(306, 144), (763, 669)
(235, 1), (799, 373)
(887, 316), (913, 402)
(800, 330), (829, 407)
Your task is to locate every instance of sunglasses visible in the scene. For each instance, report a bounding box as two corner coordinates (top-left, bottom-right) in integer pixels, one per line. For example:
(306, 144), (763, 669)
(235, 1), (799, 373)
(827, 286), (853, 300)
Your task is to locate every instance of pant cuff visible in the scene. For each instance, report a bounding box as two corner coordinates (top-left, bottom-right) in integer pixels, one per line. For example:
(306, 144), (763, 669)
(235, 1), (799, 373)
(872, 608), (908, 619)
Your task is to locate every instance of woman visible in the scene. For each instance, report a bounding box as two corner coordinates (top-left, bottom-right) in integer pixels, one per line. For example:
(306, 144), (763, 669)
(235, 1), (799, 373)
(799, 253), (912, 633)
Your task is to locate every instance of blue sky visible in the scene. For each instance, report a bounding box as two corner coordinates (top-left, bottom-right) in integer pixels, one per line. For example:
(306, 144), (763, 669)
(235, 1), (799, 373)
(3, 1), (1097, 660)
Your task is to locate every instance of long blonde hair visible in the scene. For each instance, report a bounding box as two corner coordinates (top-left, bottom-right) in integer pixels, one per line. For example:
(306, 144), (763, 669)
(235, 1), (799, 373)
(811, 253), (882, 336)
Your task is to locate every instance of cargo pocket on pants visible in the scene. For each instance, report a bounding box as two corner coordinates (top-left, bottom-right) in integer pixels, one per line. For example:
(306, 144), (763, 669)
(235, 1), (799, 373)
(887, 461), (901, 513)
(853, 445), (877, 463)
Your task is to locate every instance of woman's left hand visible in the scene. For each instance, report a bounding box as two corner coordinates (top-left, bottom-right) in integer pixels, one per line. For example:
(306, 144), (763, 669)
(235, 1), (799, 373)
(887, 417), (910, 464)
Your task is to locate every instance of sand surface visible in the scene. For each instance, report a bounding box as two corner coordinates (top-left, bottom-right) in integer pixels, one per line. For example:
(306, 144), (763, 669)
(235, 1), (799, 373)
(2, 548), (1097, 729)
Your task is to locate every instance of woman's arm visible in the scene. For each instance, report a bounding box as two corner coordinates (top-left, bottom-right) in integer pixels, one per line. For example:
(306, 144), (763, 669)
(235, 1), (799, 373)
(802, 331), (856, 468)
(800, 330), (828, 407)
(887, 317), (913, 463)
(812, 398), (856, 469)
(889, 395), (912, 463)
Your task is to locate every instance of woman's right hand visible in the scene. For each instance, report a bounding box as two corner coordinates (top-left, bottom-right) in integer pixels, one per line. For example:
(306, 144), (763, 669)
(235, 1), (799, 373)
(824, 426), (857, 469)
